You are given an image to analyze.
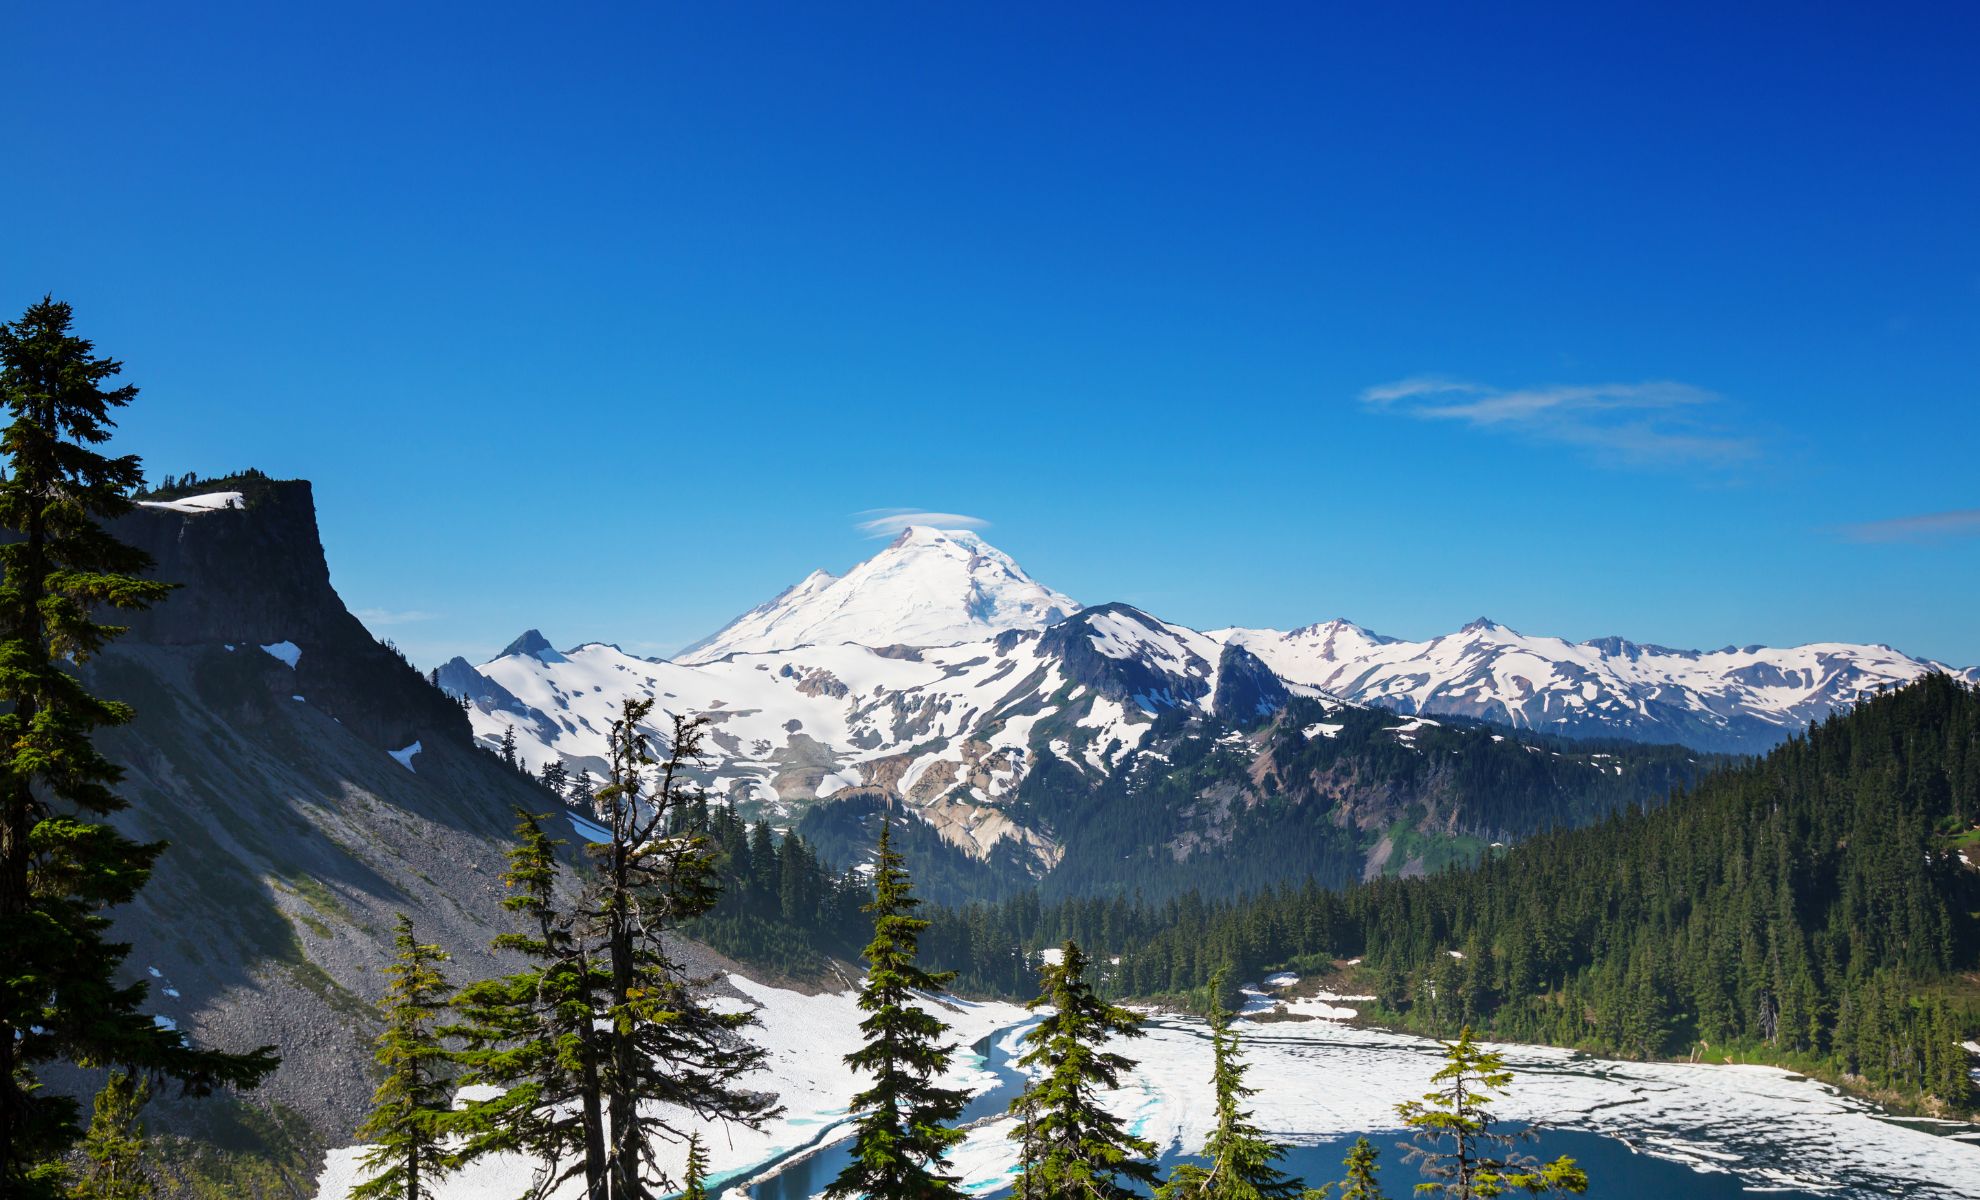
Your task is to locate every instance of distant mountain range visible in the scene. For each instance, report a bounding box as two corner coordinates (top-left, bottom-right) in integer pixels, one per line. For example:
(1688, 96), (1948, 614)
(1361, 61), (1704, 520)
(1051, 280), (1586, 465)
(436, 525), (1975, 877)
(1218, 617), (1974, 753)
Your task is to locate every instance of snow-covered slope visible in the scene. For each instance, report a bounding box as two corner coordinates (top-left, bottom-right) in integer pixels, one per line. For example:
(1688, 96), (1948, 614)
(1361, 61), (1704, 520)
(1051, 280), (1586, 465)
(678, 525), (1078, 663)
(1219, 617), (1980, 753)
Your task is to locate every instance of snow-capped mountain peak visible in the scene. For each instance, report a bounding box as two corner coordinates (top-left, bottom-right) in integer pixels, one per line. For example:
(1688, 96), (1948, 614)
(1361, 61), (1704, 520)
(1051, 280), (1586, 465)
(678, 526), (1078, 663)
(498, 628), (567, 663)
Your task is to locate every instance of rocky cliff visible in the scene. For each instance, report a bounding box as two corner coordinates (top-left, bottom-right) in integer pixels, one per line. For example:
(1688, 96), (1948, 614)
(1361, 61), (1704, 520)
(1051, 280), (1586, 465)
(71, 478), (558, 1192)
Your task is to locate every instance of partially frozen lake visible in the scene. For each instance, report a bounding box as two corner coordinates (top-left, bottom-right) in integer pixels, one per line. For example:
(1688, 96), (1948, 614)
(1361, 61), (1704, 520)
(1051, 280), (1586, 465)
(321, 974), (1980, 1199)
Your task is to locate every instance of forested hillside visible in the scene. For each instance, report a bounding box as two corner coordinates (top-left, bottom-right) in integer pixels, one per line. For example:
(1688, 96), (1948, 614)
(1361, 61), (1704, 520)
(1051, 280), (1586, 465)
(915, 675), (1980, 1112)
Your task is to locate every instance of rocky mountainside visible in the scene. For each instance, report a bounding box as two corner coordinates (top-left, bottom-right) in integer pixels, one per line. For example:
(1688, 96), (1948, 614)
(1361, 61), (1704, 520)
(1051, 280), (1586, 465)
(447, 602), (1300, 870)
(79, 479), (585, 1183)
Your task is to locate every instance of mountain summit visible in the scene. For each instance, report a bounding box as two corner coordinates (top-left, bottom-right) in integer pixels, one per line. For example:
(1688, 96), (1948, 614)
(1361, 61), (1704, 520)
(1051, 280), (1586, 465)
(678, 525), (1078, 662)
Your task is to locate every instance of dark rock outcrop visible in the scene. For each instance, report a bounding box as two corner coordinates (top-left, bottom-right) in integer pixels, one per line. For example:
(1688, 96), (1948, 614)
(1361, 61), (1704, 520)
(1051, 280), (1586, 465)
(115, 480), (470, 751)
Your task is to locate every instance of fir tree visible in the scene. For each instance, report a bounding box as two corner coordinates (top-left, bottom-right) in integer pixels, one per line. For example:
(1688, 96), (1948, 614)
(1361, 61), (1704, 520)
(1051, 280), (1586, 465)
(67, 1072), (149, 1200)
(450, 810), (609, 1198)
(1334, 1138), (1383, 1200)
(1394, 1028), (1586, 1198)
(0, 297), (276, 1198)
(1155, 970), (1310, 1200)
(591, 701), (776, 1199)
(1007, 941), (1158, 1200)
(539, 759), (569, 799)
(500, 728), (519, 771)
(352, 916), (459, 1200)
(680, 1131), (710, 1200)
(825, 819), (968, 1200)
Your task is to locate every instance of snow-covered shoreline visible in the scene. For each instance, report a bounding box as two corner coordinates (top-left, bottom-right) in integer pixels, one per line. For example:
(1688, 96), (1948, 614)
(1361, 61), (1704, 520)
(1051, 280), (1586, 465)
(314, 977), (1030, 1200)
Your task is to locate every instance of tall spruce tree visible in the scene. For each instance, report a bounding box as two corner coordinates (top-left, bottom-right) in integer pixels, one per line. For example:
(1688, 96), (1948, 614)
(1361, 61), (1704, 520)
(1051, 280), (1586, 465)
(0, 297), (276, 1198)
(1007, 940), (1158, 1200)
(1394, 1028), (1586, 1198)
(1155, 971), (1311, 1200)
(352, 916), (459, 1200)
(825, 818), (968, 1200)
(590, 701), (776, 1199)
(67, 1072), (149, 1200)
(450, 809), (609, 1198)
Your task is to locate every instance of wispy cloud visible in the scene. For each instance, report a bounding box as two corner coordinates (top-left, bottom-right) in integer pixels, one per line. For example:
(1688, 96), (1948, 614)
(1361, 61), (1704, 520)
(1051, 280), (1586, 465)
(1838, 508), (1980, 544)
(1360, 376), (1757, 468)
(355, 607), (439, 626)
(854, 508), (992, 538)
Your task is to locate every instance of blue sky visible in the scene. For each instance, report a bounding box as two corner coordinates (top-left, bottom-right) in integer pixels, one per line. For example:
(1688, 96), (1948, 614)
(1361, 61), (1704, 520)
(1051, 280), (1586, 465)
(6, 3), (1977, 667)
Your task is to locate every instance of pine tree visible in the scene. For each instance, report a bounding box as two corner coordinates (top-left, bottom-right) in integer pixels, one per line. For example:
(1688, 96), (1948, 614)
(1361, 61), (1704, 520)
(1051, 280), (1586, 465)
(1334, 1138), (1383, 1200)
(450, 809), (609, 1198)
(1007, 941), (1157, 1200)
(1394, 1028), (1586, 1198)
(591, 701), (777, 1199)
(353, 916), (459, 1200)
(680, 1132), (710, 1200)
(826, 819), (968, 1200)
(1155, 970), (1310, 1200)
(67, 1072), (150, 1200)
(0, 297), (277, 1198)
(500, 728), (519, 771)
(539, 758), (569, 799)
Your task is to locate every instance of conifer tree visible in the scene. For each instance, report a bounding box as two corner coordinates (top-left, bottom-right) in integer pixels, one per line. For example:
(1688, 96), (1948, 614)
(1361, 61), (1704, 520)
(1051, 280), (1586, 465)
(67, 1072), (150, 1200)
(680, 1131), (710, 1200)
(1006, 941), (1157, 1200)
(450, 810), (609, 1198)
(1394, 1028), (1586, 1198)
(0, 297), (276, 1198)
(568, 770), (596, 815)
(353, 916), (459, 1200)
(825, 819), (967, 1200)
(1155, 970), (1310, 1200)
(500, 728), (519, 771)
(1334, 1138), (1383, 1200)
(591, 701), (776, 1199)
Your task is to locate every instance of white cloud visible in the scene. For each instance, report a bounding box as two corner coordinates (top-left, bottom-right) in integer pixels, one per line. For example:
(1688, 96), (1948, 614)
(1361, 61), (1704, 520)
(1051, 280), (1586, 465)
(1838, 508), (1980, 544)
(355, 608), (439, 626)
(854, 508), (992, 538)
(1360, 376), (1756, 468)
